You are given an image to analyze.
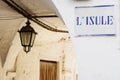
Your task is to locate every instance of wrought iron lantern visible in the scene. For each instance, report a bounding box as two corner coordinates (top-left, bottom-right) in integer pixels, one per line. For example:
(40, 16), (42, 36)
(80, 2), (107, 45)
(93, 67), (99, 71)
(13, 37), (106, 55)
(18, 19), (37, 53)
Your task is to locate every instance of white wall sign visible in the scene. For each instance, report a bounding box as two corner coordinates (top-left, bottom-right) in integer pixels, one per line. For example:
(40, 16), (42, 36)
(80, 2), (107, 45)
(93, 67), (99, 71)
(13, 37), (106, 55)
(75, 5), (116, 37)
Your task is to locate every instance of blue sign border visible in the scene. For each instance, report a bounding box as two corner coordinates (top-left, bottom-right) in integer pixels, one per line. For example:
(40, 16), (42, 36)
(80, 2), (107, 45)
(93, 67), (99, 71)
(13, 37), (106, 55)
(75, 34), (116, 37)
(75, 5), (116, 37)
(75, 5), (114, 8)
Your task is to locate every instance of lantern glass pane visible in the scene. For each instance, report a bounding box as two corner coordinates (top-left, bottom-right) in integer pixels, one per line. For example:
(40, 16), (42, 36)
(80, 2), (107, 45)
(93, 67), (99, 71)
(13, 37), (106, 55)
(30, 33), (36, 46)
(20, 32), (31, 46)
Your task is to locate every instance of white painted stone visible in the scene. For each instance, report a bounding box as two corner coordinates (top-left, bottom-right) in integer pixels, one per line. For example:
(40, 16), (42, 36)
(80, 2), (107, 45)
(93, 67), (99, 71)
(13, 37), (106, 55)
(51, 0), (120, 80)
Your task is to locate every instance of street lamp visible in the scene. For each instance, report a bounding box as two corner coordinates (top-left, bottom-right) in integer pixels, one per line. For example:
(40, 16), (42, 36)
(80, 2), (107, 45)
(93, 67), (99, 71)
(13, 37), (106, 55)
(18, 19), (37, 53)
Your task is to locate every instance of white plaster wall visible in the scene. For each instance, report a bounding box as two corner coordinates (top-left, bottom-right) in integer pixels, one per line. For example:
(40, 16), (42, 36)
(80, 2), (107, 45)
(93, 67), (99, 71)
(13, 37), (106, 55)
(15, 40), (76, 80)
(64, 42), (77, 80)
(15, 49), (40, 80)
(51, 0), (120, 80)
(1, 17), (76, 80)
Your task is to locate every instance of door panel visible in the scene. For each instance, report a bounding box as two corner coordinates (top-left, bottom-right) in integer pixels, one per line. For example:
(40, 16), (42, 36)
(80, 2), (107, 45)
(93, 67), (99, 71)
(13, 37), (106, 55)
(40, 60), (57, 80)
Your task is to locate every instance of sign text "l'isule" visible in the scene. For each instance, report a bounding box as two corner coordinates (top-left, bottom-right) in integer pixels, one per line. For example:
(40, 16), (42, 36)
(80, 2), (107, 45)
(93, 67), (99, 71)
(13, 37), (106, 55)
(76, 16), (114, 26)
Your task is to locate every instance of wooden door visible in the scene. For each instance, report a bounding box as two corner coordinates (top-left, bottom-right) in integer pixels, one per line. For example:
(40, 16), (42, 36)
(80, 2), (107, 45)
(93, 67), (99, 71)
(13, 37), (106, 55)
(40, 60), (57, 80)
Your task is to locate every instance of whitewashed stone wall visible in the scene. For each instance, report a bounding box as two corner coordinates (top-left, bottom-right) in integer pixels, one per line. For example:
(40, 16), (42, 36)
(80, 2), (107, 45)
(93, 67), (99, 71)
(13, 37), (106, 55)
(51, 0), (120, 80)
(2, 34), (76, 80)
